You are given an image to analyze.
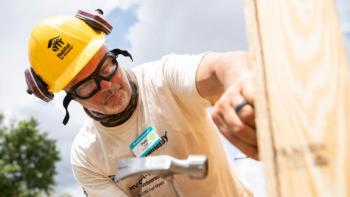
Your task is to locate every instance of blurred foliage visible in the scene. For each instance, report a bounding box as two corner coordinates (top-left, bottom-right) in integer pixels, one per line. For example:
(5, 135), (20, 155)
(0, 113), (60, 197)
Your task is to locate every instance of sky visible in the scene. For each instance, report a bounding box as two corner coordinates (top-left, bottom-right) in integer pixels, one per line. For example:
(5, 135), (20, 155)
(1, 0), (349, 196)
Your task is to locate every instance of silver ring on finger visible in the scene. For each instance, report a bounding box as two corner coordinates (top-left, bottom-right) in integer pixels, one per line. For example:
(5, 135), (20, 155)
(234, 98), (249, 113)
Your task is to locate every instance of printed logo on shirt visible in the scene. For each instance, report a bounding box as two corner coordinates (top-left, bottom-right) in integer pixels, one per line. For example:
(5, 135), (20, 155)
(143, 131), (168, 157)
(111, 173), (167, 196)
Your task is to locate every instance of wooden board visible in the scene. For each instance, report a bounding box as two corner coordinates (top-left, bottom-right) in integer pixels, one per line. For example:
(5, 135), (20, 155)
(243, 0), (350, 196)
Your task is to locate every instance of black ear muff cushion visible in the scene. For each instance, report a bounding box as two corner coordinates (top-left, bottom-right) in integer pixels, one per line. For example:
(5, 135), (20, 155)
(24, 68), (54, 102)
(75, 9), (113, 35)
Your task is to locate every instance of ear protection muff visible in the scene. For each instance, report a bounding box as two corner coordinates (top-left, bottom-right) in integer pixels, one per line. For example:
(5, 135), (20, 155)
(75, 9), (113, 35)
(24, 68), (54, 102)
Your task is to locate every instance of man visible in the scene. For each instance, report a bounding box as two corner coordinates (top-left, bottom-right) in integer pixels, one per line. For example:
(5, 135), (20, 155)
(25, 10), (257, 196)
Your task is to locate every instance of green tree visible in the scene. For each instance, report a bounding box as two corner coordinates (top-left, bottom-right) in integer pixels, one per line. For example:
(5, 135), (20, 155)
(0, 114), (60, 197)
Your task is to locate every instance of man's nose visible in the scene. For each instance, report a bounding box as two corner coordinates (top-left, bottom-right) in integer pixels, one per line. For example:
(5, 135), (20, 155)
(100, 80), (112, 91)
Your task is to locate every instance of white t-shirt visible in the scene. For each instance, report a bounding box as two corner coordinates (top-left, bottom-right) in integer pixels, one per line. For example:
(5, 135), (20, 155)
(71, 53), (252, 197)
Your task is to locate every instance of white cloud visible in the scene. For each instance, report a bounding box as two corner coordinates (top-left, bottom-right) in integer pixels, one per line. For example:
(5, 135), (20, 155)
(127, 0), (247, 65)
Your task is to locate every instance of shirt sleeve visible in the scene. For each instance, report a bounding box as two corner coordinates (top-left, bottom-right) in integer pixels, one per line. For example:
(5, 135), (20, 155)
(72, 165), (128, 197)
(161, 53), (212, 108)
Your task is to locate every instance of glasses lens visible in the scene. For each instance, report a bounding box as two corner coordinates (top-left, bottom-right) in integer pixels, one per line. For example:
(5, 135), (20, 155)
(70, 53), (118, 100)
(99, 56), (117, 79)
(75, 79), (98, 98)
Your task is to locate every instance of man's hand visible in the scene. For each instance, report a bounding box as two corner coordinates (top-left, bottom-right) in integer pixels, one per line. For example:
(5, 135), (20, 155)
(211, 74), (259, 160)
(196, 51), (258, 160)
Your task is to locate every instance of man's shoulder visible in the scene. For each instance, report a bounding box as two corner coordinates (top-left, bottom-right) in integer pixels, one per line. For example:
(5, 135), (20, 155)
(71, 119), (98, 150)
(70, 119), (101, 167)
(132, 53), (193, 69)
(131, 53), (205, 77)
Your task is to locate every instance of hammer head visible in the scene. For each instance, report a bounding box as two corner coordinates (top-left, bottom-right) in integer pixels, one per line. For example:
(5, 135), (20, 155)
(115, 155), (208, 182)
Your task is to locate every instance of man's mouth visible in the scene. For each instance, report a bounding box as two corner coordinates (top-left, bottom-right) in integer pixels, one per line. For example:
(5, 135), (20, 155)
(105, 92), (114, 102)
(105, 89), (120, 103)
(105, 83), (122, 101)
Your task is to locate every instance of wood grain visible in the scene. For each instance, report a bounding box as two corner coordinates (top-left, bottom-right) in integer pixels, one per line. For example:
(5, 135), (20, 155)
(244, 0), (350, 196)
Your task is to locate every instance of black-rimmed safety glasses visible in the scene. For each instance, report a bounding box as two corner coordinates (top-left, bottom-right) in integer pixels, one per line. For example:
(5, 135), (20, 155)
(69, 52), (118, 99)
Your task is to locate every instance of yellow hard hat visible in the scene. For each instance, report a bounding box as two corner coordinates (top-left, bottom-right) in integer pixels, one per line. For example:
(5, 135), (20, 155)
(28, 15), (105, 93)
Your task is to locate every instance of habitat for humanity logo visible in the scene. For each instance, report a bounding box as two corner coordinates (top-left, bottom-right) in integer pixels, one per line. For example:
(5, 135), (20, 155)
(48, 36), (73, 60)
